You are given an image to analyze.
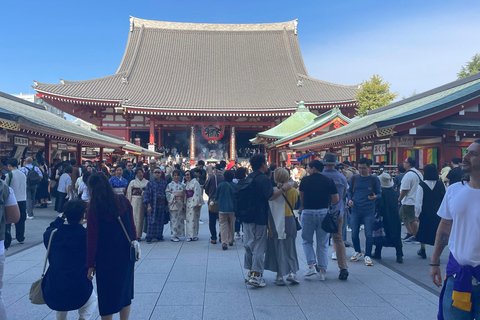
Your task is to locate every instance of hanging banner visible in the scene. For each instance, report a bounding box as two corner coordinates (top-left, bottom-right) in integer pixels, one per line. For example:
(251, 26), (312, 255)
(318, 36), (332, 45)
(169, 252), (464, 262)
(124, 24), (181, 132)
(202, 124), (224, 141)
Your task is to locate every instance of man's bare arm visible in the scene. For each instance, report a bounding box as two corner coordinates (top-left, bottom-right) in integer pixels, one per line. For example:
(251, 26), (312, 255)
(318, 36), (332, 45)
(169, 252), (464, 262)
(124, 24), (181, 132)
(398, 189), (409, 202)
(430, 218), (453, 287)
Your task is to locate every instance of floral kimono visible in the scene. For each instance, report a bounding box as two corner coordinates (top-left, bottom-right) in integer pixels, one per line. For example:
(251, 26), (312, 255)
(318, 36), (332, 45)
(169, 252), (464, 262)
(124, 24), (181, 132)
(143, 178), (168, 241)
(127, 177), (149, 239)
(166, 180), (186, 238)
(109, 176), (129, 195)
(184, 179), (204, 239)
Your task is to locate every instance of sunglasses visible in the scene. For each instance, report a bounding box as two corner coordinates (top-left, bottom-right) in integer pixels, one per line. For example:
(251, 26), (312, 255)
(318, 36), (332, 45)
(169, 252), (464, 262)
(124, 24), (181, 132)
(154, 171), (162, 174)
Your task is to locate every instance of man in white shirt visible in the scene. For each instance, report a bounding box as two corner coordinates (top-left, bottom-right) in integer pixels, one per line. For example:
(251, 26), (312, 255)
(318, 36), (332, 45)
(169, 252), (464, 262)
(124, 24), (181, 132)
(398, 157), (423, 243)
(19, 157), (43, 219)
(431, 140), (480, 319)
(6, 158), (27, 244)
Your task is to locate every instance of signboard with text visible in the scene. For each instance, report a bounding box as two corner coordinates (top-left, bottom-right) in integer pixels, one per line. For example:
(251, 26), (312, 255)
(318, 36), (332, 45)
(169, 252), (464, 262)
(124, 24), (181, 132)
(373, 144), (387, 156)
(341, 147), (350, 157)
(13, 135), (29, 147)
(57, 143), (68, 151)
(390, 136), (414, 148)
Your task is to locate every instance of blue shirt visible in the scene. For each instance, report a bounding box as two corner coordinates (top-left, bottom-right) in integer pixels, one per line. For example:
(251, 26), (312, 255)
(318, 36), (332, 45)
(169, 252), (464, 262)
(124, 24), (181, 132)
(122, 169), (135, 183)
(348, 175), (381, 212)
(322, 169), (349, 217)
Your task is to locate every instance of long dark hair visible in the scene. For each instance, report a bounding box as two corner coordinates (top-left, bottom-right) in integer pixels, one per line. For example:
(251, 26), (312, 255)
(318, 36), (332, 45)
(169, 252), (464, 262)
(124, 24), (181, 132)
(88, 173), (123, 221)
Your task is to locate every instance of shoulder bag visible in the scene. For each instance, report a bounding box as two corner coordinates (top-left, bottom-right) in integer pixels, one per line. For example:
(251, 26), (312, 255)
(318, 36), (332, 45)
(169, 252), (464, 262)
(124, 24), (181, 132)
(30, 229), (57, 305)
(282, 193), (301, 231)
(321, 205), (339, 234)
(118, 216), (141, 262)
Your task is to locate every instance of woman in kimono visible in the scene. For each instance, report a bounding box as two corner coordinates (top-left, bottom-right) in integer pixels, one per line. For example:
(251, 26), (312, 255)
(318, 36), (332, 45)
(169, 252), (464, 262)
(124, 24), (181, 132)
(143, 168), (168, 243)
(184, 170), (204, 241)
(127, 168), (149, 241)
(166, 169), (186, 242)
(109, 166), (129, 195)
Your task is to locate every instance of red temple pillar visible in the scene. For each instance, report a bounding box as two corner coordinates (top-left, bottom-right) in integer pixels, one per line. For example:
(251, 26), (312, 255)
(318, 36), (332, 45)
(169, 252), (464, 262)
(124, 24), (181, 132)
(44, 138), (51, 165)
(76, 144), (82, 166)
(157, 129), (162, 149)
(287, 153), (291, 166)
(126, 119), (131, 143)
(148, 118), (155, 152)
(229, 126), (236, 165)
(98, 147), (104, 171)
(190, 125), (196, 164)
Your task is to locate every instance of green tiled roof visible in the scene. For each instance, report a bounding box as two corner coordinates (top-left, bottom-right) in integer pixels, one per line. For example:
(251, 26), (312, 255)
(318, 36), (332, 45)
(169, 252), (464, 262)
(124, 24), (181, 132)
(294, 73), (480, 149)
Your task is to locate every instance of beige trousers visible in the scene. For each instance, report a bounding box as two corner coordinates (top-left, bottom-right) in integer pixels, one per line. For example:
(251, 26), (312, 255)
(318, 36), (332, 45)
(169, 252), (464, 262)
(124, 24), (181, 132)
(219, 212), (235, 245)
(332, 216), (348, 270)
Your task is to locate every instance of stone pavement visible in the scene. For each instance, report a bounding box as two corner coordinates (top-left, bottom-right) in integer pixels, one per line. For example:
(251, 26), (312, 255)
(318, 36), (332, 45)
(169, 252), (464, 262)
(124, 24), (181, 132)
(4, 205), (442, 320)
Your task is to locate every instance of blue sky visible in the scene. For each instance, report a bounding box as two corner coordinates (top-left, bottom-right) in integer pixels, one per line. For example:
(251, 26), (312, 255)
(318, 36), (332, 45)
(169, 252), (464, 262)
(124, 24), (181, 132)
(2, 0), (480, 101)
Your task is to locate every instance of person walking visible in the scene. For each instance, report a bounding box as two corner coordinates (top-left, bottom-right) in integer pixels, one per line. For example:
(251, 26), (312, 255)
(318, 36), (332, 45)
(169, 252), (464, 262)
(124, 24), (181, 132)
(184, 170), (203, 241)
(126, 168), (149, 241)
(78, 171), (92, 202)
(214, 170), (236, 250)
(86, 173), (135, 320)
(348, 157), (381, 266)
(143, 167), (168, 243)
(165, 169), (186, 242)
(430, 140), (480, 320)
(204, 164), (224, 244)
(56, 166), (73, 214)
(42, 200), (97, 320)
(398, 157), (423, 244)
(110, 167), (129, 195)
(299, 160), (339, 280)
(372, 173), (403, 263)
(6, 158), (27, 244)
(445, 157), (463, 186)
(265, 168), (300, 285)
(19, 157), (43, 219)
(415, 164), (446, 259)
(243, 154), (291, 287)
(321, 153), (349, 280)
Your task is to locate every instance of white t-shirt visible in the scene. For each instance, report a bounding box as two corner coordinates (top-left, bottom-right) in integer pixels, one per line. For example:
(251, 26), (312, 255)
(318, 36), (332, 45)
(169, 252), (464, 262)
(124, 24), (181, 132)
(400, 168), (423, 205)
(437, 182), (480, 267)
(78, 182), (90, 201)
(1, 188), (18, 255)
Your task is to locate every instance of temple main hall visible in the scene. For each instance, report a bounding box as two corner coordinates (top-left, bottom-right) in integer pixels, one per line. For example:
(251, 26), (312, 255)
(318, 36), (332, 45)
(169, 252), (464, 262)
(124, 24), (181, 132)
(34, 17), (358, 163)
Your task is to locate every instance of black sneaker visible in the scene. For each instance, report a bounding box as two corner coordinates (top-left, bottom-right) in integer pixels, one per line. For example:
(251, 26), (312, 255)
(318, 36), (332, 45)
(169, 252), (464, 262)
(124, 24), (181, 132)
(402, 233), (413, 241)
(417, 249), (427, 259)
(396, 255), (404, 264)
(314, 264), (320, 273)
(339, 269), (349, 280)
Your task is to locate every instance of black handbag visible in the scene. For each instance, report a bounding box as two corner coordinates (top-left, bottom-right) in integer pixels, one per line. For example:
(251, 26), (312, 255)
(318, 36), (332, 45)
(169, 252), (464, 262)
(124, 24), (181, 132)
(321, 206), (339, 234)
(282, 194), (301, 231)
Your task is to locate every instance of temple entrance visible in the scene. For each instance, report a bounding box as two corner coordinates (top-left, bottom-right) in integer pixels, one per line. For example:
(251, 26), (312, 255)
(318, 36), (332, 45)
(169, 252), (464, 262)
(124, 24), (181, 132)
(163, 129), (190, 157)
(131, 130), (149, 148)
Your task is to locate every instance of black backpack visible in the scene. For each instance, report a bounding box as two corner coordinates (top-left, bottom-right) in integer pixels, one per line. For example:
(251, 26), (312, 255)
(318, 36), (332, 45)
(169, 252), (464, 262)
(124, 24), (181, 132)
(234, 173), (261, 223)
(26, 167), (40, 186)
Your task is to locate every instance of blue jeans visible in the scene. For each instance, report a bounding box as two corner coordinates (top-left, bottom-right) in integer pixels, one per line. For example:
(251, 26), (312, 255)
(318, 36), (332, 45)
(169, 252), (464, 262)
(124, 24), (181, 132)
(442, 276), (480, 320)
(350, 207), (375, 257)
(301, 209), (329, 270)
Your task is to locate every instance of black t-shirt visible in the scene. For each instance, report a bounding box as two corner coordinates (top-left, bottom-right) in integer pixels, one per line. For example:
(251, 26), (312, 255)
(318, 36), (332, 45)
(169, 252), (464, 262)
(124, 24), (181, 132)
(249, 171), (274, 225)
(446, 167), (463, 185)
(299, 173), (338, 209)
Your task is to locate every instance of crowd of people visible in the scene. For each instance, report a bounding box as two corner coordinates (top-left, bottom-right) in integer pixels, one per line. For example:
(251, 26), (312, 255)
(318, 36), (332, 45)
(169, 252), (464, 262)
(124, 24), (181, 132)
(0, 140), (477, 319)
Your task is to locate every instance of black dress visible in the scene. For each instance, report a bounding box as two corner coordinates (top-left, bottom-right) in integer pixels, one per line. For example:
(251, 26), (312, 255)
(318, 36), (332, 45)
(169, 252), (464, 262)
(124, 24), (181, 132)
(36, 165), (50, 200)
(415, 180), (445, 246)
(376, 187), (403, 248)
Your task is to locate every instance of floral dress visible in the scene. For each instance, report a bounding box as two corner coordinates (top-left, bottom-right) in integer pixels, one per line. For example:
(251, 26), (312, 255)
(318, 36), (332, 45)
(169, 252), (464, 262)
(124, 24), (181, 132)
(184, 179), (204, 238)
(127, 178), (149, 239)
(166, 181), (186, 238)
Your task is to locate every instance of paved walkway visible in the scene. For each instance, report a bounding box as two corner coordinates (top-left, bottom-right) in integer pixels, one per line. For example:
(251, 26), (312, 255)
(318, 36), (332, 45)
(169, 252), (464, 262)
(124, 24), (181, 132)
(4, 205), (441, 320)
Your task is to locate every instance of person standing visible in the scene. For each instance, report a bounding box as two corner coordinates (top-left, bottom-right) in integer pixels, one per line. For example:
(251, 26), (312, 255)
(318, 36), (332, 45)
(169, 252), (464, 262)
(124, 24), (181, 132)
(445, 158), (463, 186)
(214, 170), (236, 250)
(6, 158), (27, 244)
(122, 162), (135, 184)
(204, 165), (224, 244)
(184, 171), (204, 241)
(165, 170), (186, 242)
(110, 167), (129, 195)
(126, 168), (148, 241)
(321, 153), (349, 280)
(430, 140), (480, 320)
(56, 166), (73, 214)
(440, 162), (451, 184)
(415, 164), (446, 259)
(144, 159), (158, 181)
(143, 168), (168, 243)
(78, 171), (92, 202)
(348, 158), (381, 266)
(398, 157), (423, 244)
(299, 160), (339, 280)
(19, 157), (42, 219)
(86, 174), (135, 320)
(36, 157), (49, 208)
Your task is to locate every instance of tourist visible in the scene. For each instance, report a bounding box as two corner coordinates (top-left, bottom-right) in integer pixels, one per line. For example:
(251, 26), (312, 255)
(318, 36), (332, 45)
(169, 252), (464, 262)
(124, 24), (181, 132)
(299, 160), (338, 280)
(122, 162), (135, 183)
(184, 170), (203, 241)
(56, 166), (72, 213)
(20, 157), (43, 219)
(321, 153), (349, 280)
(86, 173), (135, 320)
(36, 157), (49, 208)
(440, 162), (451, 184)
(398, 157), (423, 244)
(192, 160), (207, 188)
(126, 168), (148, 241)
(214, 170), (236, 250)
(78, 171), (91, 202)
(5, 158), (26, 245)
(166, 170), (186, 242)
(430, 140), (480, 319)
(445, 157), (463, 186)
(144, 159), (158, 181)
(373, 173), (403, 263)
(415, 164), (445, 259)
(233, 167), (247, 239)
(70, 165), (80, 200)
(348, 158), (381, 266)
(244, 154), (291, 287)
(109, 166), (116, 178)
(204, 164), (224, 244)
(42, 200), (97, 320)
(143, 167), (168, 243)
(110, 166), (129, 195)
(393, 164), (406, 196)
(265, 167), (300, 285)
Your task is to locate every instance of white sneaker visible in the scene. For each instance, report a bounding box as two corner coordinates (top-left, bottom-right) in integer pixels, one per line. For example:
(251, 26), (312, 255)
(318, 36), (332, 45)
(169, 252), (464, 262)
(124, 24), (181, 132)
(26, 215), (34, 220)
(304, 266), (317, 277)
(318, 272), (326, 281)
(235, 233), (241, 240)
(249, 275), (266, 287)
(364, 256), (374, 266)
(286, 273), (299, 284)
(347, 226), (352, 232)
(331, 252), (337, 260)
(273, 276), (286, 286)
(350, 252), (363, 262)
(199, 220), (204, 225)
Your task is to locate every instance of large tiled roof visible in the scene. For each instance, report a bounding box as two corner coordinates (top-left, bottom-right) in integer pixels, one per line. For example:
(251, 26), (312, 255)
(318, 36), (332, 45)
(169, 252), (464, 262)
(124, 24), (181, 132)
(294, 72), (480, 149)
(34, 17), (358, 111)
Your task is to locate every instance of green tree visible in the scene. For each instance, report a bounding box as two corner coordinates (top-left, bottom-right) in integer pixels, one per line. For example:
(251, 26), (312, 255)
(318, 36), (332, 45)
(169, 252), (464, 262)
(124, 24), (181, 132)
(457, 54), (480, 79)
(354, 74), (398, 116)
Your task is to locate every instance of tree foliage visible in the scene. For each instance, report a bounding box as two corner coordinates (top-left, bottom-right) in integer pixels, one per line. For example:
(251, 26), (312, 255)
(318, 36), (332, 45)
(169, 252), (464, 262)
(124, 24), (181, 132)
(354, 74), (398, 116)
(457, 54), (480, 79)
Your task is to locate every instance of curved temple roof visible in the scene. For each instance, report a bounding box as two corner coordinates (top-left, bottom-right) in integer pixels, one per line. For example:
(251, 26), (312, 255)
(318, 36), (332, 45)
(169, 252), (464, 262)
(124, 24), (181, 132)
(34, 17), (357, 112)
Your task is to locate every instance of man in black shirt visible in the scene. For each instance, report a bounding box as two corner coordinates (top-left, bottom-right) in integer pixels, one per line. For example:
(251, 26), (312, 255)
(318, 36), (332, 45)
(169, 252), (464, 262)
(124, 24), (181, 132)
(299, 160), (339, 281)
(244, 154), (291, 287)
(446, 157), (463, 185)
(192, 160), (207, 187)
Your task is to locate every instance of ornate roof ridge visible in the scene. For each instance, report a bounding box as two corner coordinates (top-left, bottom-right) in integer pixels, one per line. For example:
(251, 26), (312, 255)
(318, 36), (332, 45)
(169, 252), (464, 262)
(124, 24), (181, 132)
(130, 16), (297, 32)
